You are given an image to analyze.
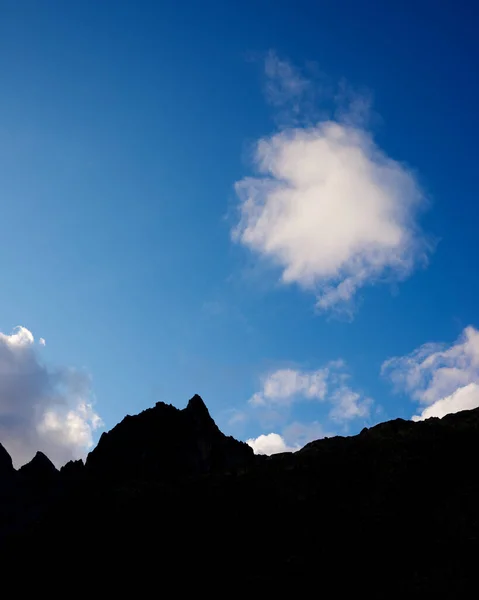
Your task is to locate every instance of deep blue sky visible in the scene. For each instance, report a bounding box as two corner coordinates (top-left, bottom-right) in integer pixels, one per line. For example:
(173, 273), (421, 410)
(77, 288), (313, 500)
(1, 0), (478, 460)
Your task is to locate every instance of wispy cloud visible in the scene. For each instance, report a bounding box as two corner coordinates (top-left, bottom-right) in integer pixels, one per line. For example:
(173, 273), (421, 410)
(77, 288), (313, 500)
(329, 386), (372, 421)
(0, 326), (102, 467)
(226, 408), (248, 426)
(233, 53), (431, 314)
(249, 366), (330, 407)
(243, 358), (371, 455)
(249, 362), (372, 422)
(263, 51), (314, 125)
(382, 326), (479, 421)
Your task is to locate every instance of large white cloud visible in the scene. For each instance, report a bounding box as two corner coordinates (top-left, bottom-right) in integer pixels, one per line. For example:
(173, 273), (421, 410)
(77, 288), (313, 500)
(249, 362), (372, 422)
(233, 55), (429, 312)
(0, 326), (102, 468)
(382, 326), (479, 421)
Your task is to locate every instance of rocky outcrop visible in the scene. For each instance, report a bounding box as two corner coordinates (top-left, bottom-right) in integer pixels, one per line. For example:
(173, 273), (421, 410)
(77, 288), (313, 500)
(0, 443), (14, 482)
(18, 451), (58, 486)
(60, 459), (85, 478)
(85, 394), (254, 481)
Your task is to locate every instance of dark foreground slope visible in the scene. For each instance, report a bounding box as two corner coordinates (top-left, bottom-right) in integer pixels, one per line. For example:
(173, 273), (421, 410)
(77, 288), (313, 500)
(1, 395), (479, 595)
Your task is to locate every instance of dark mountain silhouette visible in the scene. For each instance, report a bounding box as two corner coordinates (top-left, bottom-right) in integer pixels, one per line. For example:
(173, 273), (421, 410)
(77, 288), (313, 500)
(1, 395), (478, 596)
(86, 394), (254, 481)
(18, 451), (58, 483)
(0, 443), (14, 481)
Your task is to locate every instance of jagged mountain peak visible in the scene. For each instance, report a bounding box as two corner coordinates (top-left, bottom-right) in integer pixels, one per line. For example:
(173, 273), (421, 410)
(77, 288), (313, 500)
(185, 393), (210, 415)
(19, 451), (57, 474)
(85, 396), (253, 480)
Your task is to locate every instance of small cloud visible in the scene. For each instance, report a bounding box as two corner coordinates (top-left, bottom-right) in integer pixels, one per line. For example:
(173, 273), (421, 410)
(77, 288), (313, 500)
(249, 367), (328, 407)
(0, 325), (102, 467)
(247, 420), (329, 456)
(39, 337), (46, 346)
(247, 432), (299, 455)
(329, 386), (372, 421)
(382, 326), (479, 421)
(248, 362), (372, 422)
(244, 358), (371, 456)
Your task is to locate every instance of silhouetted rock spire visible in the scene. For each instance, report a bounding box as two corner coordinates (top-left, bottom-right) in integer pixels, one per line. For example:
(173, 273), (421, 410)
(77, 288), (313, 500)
(185, 394), (209, 413)
(0, 443), (14, 480)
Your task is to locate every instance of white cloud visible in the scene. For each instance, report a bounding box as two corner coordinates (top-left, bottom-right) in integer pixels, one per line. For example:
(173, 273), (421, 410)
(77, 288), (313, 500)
(247, 432), (299, 455)
(39, 337), (46, 346)
(245, 358), (370, 456)
(233, 55), (429, 313)
(329, 386), (372, 421)
(412, 383), (479, 421)
(249, 367), (329, 407)
(0, 326), (35, 346)
(247, 420), (328, 456)
(249, 362), (372, 422)
(0, 326), (102, 468)
(382, 326), (479, 421)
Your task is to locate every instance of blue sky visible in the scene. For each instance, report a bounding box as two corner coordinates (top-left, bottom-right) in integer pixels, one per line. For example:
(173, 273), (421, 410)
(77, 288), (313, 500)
(1, 0), (479, 464)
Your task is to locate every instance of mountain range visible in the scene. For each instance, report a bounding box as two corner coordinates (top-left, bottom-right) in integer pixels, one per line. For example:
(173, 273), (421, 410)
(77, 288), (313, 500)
(1, 394), (478, 595)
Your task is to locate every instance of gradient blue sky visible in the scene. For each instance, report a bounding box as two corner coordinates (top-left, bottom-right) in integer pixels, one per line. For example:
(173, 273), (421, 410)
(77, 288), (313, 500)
(1, 0), (479, 464)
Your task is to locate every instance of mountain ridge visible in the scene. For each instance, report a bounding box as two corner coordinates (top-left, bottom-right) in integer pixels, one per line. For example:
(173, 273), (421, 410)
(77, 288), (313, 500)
(1, 395), (478, 595)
